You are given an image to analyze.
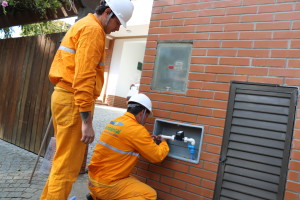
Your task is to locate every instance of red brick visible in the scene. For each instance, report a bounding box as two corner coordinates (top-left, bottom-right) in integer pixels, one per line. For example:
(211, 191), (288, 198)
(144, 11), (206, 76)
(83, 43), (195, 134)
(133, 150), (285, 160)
(196, 24), (223, 32)
(191, 57), (218, 65)
(153, 0), (174, 7)
(174, 171), (201, 185)
(213, 109), (226, 118)
(214, 0), (241, 8)
(248, 77), (284, 85)
(212, 16), (240, 24)
(158, 34), (184, 41)
(287, 79), (300, 86)
(222, 40), (252, 48)
(192, 49), (207, 56)
(137, 168), (160, 181)
(185, 106), (213, 116)
(199, 8), (226, 17)
(189, 73), (216, 81)
(288, 171), (299, 182)
(258, 3), (293, 13)
(148, 164), (174, 177)
(217, 74), (247, 83)
(184, 17), (211, 25)
(142, 63), (154, 70)
(187, 184), (214, 198)
(146, 41), (157, 48)
(203, 161), (219, 172)
(170, 112), (197, 123)
(188, 81), (204, 89)
(175, 0), (199, 4)
(208, 49), (237, 57)
(291, 40), (300, 48)
(153, 110), (171, 119)
(163, 5), (185, 13)
(148, 27), (171, 34)
(286, 181), (300, 193)
(140, 77), (152, 85)
(194, 41), (221, 48)
(174, 11), (199, 19)
(162, 160), (189, 173)
(190, 167), (217, 181)
(210, 32), (239, 40)
(143, 55), (155, 63)
(200, 152), (220, 163)
(292, 21), (300, 30)
(294, 130), (300, 139)
(219, 58), (250, 66)
(205, 65), (235, 74)
(152, 13), (173, 21)
(174, 96), (199, 106)
(256, 22), (291, 31)
(206, 143), (221, 154)
(214, 92), (229, 101)
(292, 140), (300, 150)
(147, 179), (171, 193)
(288, 60), (300, 68)
(183, 33), (209, 40)
(172, 26), (196, 33)
(190, 65), (205, 73)
(149, 20), (160, 28)
(238, 49), (270, 57)
(152, 7), (163, 14)
(161, 176), (186, 189)
(147, 34), (159, 41)
(274, 31), (300, 39)
(240, 31), (272, 39)
(275, 12), (300, 21)
(202, 82), (230, 92)
(186, 2), (212, 11)
(158, 102), (184, 112)
(290, 150), (300, 160)
(187, 90), (214, 99)
(150, 93), (174, 103)
(236, 67), (268, 76)
(241, 13), (273, 22)
(289, 160), (300, 171)
(209, 126), (225, 136)
(161, 19), (184, 27)
(254, 40), (288, 49)
(203, 134), (223, 146)
(157, 191), (181, 200)
(243, 0), (275, 6)
(136, 160), (149, 170)
(172, 188), (200, 200)
(224, 23), (254, 31)
(145, 49), (156, 56)
(141, 71), (153, 78)
(284, 191), (299, 200)
(200, 99), (228, 109)
(252, 58), (286, 67)
(226, 6), (258, 15)
(201, 179), (216, 190)
(272, 50), (300, 58)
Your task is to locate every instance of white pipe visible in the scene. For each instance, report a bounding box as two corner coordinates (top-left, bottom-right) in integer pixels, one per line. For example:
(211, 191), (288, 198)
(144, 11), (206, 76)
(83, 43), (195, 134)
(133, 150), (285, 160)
(159, 135), (175, 141)
(183, 137), (195, 145)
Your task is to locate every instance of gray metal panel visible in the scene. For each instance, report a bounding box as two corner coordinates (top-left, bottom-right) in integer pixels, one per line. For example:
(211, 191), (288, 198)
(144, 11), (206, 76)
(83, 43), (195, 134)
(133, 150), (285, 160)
(214, 81), (298, 200)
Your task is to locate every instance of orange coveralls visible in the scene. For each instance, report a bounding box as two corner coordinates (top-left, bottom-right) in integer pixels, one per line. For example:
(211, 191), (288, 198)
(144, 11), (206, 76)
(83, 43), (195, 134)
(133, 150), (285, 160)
(88, 112), (169, 200)
(41, 13), (106, 200)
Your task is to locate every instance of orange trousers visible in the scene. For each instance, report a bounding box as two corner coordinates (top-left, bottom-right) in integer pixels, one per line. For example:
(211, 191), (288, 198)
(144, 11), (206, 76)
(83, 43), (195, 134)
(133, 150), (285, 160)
(88, 176), (157, 200)
(40, 87), (87, 200)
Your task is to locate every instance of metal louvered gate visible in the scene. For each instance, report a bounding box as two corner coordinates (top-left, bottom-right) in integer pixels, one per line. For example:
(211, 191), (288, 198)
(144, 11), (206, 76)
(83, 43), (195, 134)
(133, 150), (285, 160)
(214, 81), (298, 200)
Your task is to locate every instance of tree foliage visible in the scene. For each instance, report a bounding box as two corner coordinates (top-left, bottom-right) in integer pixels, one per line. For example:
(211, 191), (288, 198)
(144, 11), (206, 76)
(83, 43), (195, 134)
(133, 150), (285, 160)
(20, 20), (71, 36)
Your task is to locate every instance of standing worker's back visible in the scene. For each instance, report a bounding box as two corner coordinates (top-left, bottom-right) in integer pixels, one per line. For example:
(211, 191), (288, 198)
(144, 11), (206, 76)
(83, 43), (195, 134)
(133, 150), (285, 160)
(40, 0), (134, 199)
(88, 94), (169, 200)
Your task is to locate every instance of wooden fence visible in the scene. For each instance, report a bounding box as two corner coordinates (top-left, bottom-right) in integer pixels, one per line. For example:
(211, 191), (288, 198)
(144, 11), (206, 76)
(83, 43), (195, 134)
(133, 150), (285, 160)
(0, 33), (65, 155)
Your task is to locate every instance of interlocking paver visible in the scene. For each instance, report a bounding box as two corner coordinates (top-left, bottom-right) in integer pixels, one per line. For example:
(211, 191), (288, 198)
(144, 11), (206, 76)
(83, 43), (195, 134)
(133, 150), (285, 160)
(0, 105), (125, 200)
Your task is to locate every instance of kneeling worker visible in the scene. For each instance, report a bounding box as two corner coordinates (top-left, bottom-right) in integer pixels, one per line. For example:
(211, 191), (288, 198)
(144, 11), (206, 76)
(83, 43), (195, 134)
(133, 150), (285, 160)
(87, 93), (169, 200)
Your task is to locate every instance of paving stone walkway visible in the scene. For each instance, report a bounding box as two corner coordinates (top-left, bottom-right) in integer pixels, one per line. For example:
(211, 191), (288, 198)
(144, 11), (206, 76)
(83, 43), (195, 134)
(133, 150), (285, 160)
(0, 105), (125, 200)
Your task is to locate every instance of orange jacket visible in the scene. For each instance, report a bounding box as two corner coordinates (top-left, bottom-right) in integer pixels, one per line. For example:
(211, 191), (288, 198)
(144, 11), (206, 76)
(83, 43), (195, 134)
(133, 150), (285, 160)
(49, 13), (106, 112)
(88, 112), (169, 185)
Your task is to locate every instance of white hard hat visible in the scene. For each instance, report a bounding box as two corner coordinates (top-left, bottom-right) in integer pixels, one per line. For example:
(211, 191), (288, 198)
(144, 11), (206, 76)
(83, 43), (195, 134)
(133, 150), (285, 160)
(105, 0), (134, 28)
(128, 93), (152, 113)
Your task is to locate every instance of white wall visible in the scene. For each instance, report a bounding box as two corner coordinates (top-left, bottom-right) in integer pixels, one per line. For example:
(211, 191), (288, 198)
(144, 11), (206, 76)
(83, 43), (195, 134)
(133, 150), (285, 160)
(106, 38), (147, 98)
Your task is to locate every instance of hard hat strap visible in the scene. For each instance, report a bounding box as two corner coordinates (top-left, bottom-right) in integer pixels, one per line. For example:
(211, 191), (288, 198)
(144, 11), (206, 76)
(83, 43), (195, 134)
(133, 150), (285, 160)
(140, 109), (147, 125)
(105, 12), (114, 28)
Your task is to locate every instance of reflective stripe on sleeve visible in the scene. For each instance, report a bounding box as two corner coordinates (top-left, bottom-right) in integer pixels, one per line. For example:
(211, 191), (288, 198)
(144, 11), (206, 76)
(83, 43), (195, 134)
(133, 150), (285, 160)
(58, 46), (76, 54)
(99, 62), (105, 66)
(97, 140), (139, 157)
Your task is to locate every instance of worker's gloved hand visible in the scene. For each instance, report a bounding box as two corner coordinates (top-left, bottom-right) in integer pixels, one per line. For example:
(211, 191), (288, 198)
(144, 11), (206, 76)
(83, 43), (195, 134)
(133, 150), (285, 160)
(151, 135), (165, 144)
(80, 112), (95, 144)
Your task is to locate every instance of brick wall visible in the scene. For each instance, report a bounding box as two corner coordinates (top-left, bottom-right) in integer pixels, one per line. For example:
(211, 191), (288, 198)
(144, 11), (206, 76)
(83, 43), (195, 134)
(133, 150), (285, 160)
(136, 0), (300, 199)
(106, 95), (128, 108)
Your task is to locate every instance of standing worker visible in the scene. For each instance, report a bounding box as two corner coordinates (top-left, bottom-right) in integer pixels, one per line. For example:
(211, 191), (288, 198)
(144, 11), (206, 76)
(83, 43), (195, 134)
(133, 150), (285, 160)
(40, 0), (134, 199)
(87, 93), (170, 200)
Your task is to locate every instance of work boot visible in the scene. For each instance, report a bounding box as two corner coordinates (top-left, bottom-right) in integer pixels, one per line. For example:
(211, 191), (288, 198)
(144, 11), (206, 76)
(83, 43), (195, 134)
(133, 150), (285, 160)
(86, 193), (93, 200)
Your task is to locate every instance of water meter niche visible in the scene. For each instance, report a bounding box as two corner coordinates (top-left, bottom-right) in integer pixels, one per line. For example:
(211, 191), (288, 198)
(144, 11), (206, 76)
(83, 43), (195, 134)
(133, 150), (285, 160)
(153, 119), (204, 164)
(151, 42), (192, 93)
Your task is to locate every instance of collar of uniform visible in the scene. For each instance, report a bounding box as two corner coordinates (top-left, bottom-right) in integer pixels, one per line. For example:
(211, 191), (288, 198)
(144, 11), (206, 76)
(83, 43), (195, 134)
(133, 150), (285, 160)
(88, 13), (104, 30)
(124, 112), (136, 120)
